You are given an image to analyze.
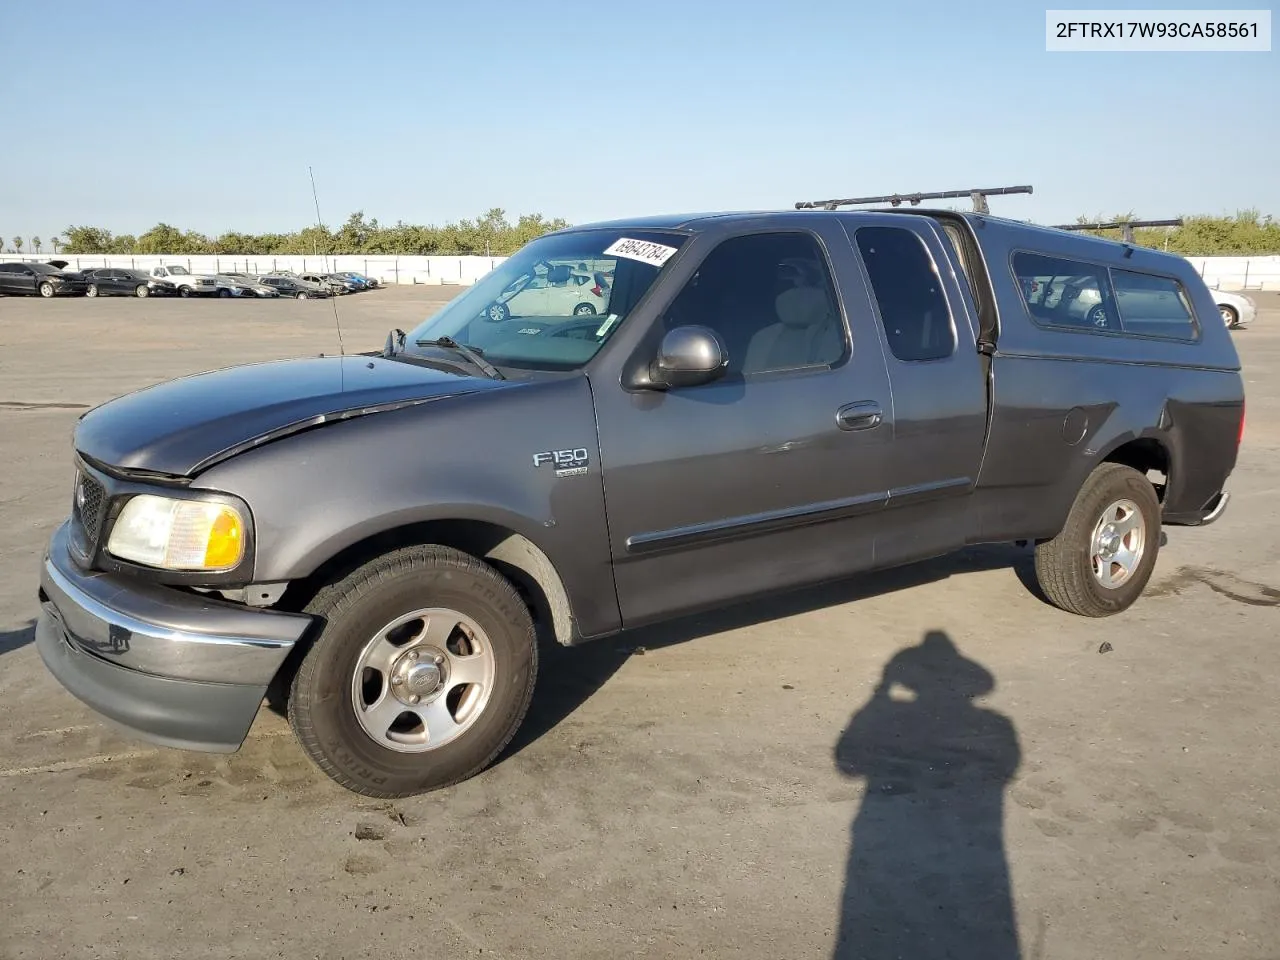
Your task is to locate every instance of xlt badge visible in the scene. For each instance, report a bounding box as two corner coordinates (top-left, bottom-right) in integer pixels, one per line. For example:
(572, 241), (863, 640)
(533, 447), (589, 477)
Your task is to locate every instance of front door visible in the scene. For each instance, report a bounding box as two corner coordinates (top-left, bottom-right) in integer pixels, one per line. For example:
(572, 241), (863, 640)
(590, 223), (896, 627)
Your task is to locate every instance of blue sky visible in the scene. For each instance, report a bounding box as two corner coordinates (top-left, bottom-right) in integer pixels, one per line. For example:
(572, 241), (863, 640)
(1, 0), (1275, 243)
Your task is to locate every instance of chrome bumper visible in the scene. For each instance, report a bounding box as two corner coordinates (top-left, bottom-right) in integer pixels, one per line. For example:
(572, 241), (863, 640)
(1163, 490), (1231, 527)
(36, 521), (314, 752)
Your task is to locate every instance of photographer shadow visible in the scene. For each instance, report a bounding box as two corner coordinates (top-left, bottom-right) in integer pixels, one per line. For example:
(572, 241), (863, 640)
(833, 631), (1021, 959)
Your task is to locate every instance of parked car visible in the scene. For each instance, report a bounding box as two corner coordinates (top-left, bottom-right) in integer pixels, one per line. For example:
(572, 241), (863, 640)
(258, 275), (332, 298)
(148, 264), (218, 297)
(299, 272), (352, 295)
(324, 272), (368, 292)
(480, 259), (612, 321)
(214, 273), (280, 298)
(34, 208), (1244, 800)
(0, 261), (90, 297)
(337, 271), (379, 289)
(82, 267), (177, 298)
(1208, 288), (1256, 329)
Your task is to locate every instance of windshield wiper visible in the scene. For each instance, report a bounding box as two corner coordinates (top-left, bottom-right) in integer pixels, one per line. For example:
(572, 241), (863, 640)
(415, 336), (505, 380)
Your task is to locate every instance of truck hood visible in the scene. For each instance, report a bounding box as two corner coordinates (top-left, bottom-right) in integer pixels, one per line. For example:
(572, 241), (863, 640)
(74, 354), (507, 477)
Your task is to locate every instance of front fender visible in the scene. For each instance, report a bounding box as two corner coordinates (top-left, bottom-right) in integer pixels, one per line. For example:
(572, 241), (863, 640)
(193, 377), (621, 638)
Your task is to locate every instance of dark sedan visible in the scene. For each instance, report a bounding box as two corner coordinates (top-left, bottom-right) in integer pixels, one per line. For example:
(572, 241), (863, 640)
(82, 267), (178, 298)
(259, 275), (333, 299)
(0, 261), (90, 297)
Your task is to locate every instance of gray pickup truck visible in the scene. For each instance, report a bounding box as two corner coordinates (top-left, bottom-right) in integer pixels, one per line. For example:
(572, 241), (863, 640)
(35, 207), (1245, 798)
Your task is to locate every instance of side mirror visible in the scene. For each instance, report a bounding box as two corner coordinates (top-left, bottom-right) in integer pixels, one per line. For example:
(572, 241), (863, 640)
(650, 325), (728, 389)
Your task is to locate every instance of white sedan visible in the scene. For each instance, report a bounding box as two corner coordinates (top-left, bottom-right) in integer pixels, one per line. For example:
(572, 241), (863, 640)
(1209, 288), (1256, 329)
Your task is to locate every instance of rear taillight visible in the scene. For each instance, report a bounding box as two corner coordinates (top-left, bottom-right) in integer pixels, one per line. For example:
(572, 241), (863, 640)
(1238, 400), (1246, 447)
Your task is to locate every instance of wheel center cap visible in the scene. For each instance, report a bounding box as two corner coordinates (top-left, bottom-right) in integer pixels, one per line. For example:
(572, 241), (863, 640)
(406, 662), (441, 693)
(1097, 527), (1121, 559)
(391, 646), (448, 704)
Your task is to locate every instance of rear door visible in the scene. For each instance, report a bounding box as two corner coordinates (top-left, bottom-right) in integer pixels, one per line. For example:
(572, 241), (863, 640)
(840, 216), (988, 562)
(0, 264), (20, 293)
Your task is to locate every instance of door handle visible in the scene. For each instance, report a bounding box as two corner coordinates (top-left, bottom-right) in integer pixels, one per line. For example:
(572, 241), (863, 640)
(836, 401), (883, 431)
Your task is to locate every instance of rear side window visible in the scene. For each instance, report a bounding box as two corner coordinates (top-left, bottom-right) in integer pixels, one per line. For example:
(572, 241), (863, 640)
(1011, 252), (1117, 331)
(855, 226), (956, 361)
(1110, 268), (1199, 340)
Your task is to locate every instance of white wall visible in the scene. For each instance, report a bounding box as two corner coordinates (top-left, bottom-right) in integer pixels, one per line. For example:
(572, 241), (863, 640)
(7, 251), (1278, 290)
(1186, 256), (1280, 292)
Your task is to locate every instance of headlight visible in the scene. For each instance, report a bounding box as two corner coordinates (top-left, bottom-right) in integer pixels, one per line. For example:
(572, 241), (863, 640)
(107, 495), (246, 570)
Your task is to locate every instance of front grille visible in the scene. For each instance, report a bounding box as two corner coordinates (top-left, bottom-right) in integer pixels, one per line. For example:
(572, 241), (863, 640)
(73, 471), (107, 549)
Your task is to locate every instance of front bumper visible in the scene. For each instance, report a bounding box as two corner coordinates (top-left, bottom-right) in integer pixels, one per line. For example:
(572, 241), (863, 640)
(36, 521), (313, 752)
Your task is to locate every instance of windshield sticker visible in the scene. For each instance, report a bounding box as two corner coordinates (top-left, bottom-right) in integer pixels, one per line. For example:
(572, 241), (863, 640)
(595, 314), (622, 338)
(604, 237), (679, 268)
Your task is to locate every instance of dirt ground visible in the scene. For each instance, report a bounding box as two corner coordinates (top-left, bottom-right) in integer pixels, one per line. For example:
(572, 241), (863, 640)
(1, 286), (1277, 960)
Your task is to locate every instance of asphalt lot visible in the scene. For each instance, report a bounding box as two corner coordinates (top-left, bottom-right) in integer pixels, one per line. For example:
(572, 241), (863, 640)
(1, 286), (1277, 960)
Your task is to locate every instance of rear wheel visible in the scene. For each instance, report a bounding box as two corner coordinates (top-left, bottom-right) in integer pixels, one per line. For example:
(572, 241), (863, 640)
(1034, 462), (1161, 617)
(1220, 305), (1239, 328)
(287, 545), (538, 798)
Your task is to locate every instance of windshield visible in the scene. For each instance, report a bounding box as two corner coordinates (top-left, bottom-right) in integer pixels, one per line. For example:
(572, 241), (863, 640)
(165, 265), (190, 275)
(405, 228), (687, 371)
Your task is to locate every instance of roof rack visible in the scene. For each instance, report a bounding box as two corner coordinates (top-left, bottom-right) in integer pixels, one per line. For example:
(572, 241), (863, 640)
(794, 184), (1033, 214)
(1050, 218), (1183, 244)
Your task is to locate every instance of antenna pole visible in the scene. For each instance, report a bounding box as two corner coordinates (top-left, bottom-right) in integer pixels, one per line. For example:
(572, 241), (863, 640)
(309, 164), (345, 357)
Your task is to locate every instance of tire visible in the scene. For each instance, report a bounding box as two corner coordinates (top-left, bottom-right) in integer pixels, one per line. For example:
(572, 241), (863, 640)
(1086, 303), (1109, 328)
(484, 301), (510, 323)
(179, 286), (192, 298)
(1033, 462), (1161, 617)
(287, 544), (538, 798)
(1220, 305), (1239, 328)
(573, 303), (597, 316)
(135, 284), (149, 298)
(38, 282), (55, 298)
(86, 284), (99, 298)
(218, 288), (231, 298)
(296, 291), (309, 299)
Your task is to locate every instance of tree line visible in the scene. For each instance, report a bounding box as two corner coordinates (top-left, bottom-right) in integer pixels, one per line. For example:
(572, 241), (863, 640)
(3, 208), (1278, 258)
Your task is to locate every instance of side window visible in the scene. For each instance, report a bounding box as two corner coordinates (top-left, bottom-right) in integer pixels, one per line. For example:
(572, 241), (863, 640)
(1110, 268), (1199, 340)
(663, 231), (846, 376)
(1011, 252), (1116, 332)
(855, 226), (957, 361)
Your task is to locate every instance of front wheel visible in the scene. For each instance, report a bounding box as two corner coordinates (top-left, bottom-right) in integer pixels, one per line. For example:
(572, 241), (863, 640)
(135, 284), (149, 298)
(179, 286), (192, 298)
(287, 545), (538, 798)
(86, 284), (99, 298)
(38, 282), (55, 297)
(1033, 462), (1161, 617)
(296, 291), (309, 299)
(218, 288), (232, 298)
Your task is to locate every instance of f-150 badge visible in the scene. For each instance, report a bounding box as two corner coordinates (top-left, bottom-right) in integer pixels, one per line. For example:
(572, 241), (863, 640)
(533, 448), (589, 477)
